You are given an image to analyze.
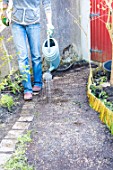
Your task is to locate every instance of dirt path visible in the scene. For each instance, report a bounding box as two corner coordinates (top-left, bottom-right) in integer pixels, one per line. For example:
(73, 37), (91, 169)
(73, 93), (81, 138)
(26, 65), (113, 170)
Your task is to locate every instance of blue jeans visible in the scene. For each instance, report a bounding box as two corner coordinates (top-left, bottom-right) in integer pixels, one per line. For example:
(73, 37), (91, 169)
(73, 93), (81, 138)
(11, 23), (42, 93)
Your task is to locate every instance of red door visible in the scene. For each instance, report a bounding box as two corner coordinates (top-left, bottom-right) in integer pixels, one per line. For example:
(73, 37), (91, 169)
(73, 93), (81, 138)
(90, 0), (112, 62)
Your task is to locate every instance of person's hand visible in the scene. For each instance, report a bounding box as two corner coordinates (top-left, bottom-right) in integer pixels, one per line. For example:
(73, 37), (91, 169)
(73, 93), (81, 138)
(47, 24), (54, 37)
(1, 9), (10, 26)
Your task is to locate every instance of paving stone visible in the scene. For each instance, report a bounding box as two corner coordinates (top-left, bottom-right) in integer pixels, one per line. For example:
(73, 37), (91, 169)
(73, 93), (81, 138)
(22, 103), (35, 110)
(0, 139), (17, 152)
(20, 109), (30, 115)
(0, 167), (4, 170)
(12, 122), (30, 130)
(4, 129), (24, 139)
(18, 116), (34, 122)
(0, 153), (12, 166)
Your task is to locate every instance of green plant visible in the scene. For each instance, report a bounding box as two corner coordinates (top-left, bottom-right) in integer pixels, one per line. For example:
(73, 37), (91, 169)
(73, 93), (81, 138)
(90, 84), (103, 98)
(104, 101), (113, 111)
(7, 73), (23, 94)
(101, 76), (107, 82)
(4, 131), (34, 170)
(0, 70), (27, 94)
(0, 94), (15, 111)
(99, 91), (108, 99)
(17, 131), (32, 145)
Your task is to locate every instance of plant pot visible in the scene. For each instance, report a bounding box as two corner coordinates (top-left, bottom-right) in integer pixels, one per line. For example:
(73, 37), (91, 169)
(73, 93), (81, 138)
(103, 60), (112, 80)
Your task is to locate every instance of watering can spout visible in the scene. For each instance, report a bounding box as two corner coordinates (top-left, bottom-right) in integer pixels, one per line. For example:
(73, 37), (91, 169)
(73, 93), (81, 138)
(48, 63), (55, 72)
(49, 66), (55, 72)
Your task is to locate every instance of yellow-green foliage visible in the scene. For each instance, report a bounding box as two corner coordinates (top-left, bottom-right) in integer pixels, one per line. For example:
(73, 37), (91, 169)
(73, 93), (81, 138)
(4, 131), (34, 170)
(0, 94), (14, 110)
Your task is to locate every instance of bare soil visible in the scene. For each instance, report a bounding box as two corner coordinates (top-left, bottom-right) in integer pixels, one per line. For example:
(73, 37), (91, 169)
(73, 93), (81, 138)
(25, 63), (113, 170)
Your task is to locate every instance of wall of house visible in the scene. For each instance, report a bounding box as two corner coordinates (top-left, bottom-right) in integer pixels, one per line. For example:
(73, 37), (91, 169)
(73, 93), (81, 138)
(0, 0), (81, 78)
(41, 0), (81, 57)
(80, 0), (90, 61)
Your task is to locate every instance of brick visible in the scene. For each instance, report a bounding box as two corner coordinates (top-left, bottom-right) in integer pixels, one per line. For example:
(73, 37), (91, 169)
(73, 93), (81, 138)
(0, 168), (4, 170)
(0, 139), (17, 152)
(22, 103), (35, 110)
(12, 122), (30, 130)
(18, 116), (34, 122)
(4, 130), (24, 139)
(0, 153), (12, 166)
(20, 110), (30, 115)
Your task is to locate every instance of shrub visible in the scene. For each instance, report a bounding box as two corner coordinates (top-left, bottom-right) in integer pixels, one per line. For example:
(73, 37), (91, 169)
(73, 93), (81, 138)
(0, 94), (15, 111)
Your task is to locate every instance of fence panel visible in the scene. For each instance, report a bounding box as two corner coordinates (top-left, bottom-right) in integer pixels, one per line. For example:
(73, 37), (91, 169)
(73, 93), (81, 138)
(90, 0), (112, 62)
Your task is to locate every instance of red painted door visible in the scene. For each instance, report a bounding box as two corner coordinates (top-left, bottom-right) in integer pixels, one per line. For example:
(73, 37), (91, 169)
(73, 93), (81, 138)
(90, 0), (112, 62)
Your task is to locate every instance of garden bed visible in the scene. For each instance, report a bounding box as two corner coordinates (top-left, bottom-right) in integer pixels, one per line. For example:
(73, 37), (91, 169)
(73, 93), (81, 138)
(0, 72), (24, 123)
(87, 67), (113, 134)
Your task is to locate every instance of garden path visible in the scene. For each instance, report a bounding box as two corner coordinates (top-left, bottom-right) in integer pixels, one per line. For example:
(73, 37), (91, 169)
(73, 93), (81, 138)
(0, 63), (113, 169)
(26, 65), (113, 170)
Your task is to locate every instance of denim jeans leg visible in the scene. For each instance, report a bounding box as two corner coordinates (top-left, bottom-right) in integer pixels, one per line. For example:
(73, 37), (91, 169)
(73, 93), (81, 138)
(11, 23), (32, 93)
(26, 23), (42, 88)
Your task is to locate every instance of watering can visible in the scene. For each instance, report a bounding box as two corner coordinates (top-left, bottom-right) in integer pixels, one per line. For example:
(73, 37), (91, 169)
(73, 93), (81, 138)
(42, 36), (60, 72)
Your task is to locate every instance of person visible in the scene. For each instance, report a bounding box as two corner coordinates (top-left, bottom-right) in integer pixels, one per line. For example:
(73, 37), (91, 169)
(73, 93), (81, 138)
(2, 0), (54, 100)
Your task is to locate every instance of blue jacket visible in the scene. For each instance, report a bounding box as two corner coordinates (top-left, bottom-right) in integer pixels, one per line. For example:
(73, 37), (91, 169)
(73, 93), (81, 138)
(3, 0), (51, 25)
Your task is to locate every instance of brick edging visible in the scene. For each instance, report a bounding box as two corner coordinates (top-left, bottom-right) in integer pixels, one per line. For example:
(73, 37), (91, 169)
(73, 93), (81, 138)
(0, 102), (35, 168)
(87, 72), (113, 134)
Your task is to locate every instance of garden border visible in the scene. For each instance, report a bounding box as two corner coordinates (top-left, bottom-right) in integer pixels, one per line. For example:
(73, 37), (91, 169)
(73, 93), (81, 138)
(87, 71), (113, 134)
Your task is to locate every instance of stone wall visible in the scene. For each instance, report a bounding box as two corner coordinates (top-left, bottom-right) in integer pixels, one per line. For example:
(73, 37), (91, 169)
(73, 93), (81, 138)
(0, 0), (81, 77)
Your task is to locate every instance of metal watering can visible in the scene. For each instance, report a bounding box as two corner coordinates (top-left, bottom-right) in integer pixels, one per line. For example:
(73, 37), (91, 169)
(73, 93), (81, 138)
(42, 36), (60, 72)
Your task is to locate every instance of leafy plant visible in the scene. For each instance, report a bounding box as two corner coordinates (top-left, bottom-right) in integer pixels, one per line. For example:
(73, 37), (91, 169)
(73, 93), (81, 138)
(100, 76), (107, 83)
(7, 73), (24, 94)
(90, 84), (97, 94)
(94, 76), (107, 86)
(99, 91), (108, 99)
(0, 94), (15, 111)
(18, 131), (32, 145)
(0, 70), (27, 94)
(90, 84), (103, 98)
(4, 131), (34, 170)
(104, 101), (113, 111)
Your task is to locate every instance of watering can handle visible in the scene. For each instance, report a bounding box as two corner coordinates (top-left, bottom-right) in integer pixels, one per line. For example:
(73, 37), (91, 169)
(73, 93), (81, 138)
(47, 35), (50, 53)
